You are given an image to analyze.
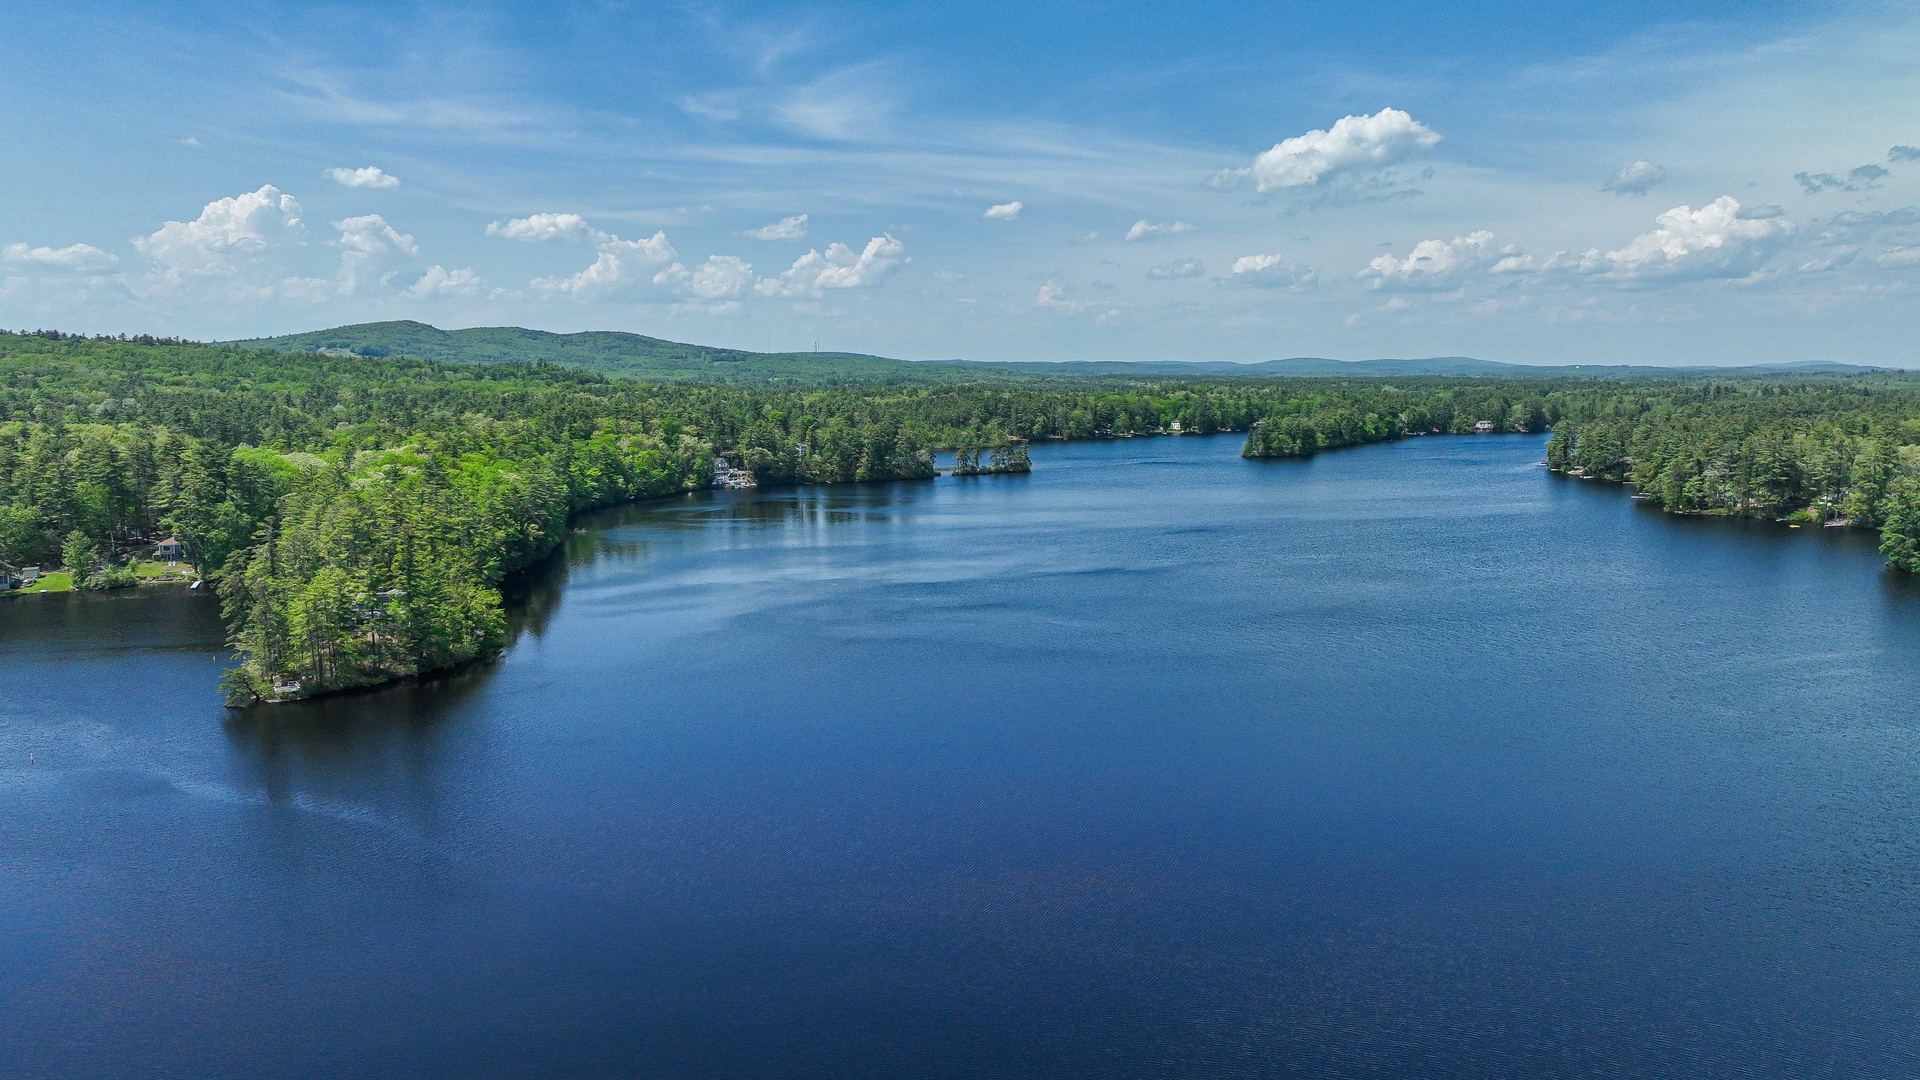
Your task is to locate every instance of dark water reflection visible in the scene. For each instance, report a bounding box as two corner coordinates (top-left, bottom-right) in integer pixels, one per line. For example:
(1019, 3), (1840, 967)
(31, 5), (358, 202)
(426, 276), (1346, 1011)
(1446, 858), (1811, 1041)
(4, 434), (1920, 1079)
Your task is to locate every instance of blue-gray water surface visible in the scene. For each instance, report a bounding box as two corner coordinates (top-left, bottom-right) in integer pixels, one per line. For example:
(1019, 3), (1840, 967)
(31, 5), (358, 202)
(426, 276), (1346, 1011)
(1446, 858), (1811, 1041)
(4, 433), (1920, 1078)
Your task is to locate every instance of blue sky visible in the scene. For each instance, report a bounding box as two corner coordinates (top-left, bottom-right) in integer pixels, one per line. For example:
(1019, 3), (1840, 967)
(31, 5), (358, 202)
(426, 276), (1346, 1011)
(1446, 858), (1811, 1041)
(3, 0), (1919, 364)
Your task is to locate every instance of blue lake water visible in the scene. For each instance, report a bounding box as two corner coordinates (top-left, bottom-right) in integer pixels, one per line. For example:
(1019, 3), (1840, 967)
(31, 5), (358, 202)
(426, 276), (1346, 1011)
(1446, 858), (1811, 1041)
(4, 432), (1919, 1078)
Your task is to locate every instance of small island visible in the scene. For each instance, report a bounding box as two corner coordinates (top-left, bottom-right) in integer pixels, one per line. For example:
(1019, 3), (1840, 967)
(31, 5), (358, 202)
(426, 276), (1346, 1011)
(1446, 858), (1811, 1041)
(948, 444), (1033, 475)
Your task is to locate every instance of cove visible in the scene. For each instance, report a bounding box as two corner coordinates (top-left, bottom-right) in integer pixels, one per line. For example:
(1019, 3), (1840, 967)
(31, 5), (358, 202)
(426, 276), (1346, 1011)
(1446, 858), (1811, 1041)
(3, 432), (1919, 1079)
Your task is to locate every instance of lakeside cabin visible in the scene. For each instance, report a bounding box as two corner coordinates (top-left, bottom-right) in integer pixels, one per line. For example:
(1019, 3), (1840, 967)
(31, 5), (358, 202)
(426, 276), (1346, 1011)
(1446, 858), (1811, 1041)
(710, 456), (757, 489)
(1474, 420), (1496, 433)
(155, 537), (183, 563)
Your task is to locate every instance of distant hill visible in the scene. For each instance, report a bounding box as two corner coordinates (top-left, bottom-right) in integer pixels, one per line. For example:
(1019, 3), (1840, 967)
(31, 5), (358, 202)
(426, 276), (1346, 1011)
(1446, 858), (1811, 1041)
(942, 356), (1906, 378)
(1277, 357), (1903, 377)
(237, 321), (1906, 383)
(934, 356), (1523, 377)
(236, 321), (922, 383)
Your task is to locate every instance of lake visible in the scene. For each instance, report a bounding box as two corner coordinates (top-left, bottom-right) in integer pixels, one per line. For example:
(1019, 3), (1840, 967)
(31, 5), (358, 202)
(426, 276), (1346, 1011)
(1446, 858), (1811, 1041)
(4, 433), (1919, 1078)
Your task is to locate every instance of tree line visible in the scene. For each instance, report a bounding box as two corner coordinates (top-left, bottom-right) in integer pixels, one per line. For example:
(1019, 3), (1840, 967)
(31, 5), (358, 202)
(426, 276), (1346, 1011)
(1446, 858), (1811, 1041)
(7, 331), (1920, 701)
(1541, 382), (1920, 570)
(0, 335), (1346, 700)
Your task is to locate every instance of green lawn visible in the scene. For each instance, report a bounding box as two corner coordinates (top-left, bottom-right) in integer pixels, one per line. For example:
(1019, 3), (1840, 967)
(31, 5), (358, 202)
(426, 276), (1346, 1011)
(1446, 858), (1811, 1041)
(133, 560), (196, 581)
(8, 571), (73, 594)
(5, 562), (195, 596)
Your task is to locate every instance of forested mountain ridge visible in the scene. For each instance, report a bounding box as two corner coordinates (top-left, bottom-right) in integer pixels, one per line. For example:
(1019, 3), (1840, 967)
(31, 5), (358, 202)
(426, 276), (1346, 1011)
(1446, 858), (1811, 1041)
(237, 321), (1905, 383)
(236, 320), (922, 383)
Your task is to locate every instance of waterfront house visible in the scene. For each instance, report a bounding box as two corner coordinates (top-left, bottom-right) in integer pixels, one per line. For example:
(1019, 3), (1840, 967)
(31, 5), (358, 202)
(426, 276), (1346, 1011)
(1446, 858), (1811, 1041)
(1474, 420), (1496, 433)
(156, 537), (183, 562)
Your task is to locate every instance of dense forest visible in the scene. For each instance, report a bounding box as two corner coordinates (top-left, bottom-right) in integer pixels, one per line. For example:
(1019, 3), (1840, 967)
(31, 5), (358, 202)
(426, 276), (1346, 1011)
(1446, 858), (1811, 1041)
(1238, 384), (1555, 456)
(0, 332), (1512, 702)
(0, 333), (933, 701)
(1542, 383), (1920, 571)
(6, 329), (1920, 703)
(1240, 381), (1920, 576)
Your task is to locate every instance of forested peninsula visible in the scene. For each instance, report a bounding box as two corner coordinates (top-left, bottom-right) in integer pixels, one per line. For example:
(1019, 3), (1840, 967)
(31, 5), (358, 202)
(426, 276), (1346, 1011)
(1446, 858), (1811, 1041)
(6, 329), (1920, 704)
(1235, 379), (1920, 566)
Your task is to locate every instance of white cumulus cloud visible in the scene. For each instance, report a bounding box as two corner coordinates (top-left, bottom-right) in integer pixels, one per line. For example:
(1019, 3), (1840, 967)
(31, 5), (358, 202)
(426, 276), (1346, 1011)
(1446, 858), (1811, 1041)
(325, 166), (401, 189)
(745, 214), (808, 240)
(1603, 160), (1667, 196)
(1035, 281), (1076, 309)
(756, 234), (904, 296)
(599, 232), (677, 263)
(983, 201), (1023, 220)
(2, 242), (119, 273)
(1358, 198), (1795, 293)
(1359, 231), (1510, 291)
(487, 213), (598, 243)
(132, 185), (304, 274)
(1214, 108), (1440, 192)
(1563, 197), (1792, 282)
(332, 215), (418, 293)
(1124, 219), (1195, 242)
(532, 253), (622, 297)
(1223, 254), (1318, 289)
(530, 229), (678, 298)
(407, 265), (485, 297)
(654, 255), (756, 299)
